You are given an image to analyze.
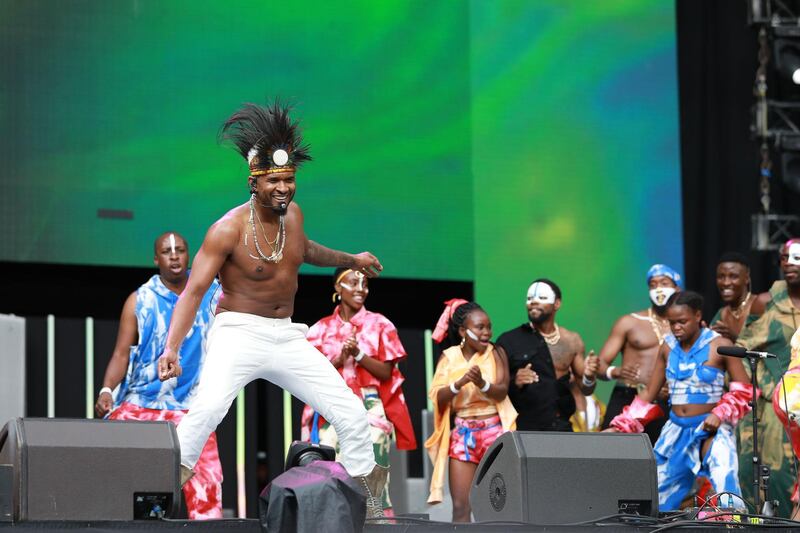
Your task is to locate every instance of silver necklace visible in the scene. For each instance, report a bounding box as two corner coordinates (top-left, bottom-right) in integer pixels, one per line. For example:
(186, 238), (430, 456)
(248, 194), (285, 263)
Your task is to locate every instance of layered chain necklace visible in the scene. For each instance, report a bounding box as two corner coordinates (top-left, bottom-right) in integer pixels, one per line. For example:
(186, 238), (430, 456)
(647, 308), (669, 346)
(539, 323), (561, 346)
(247, 194), (286, 263)
(729, 291), (752, 320)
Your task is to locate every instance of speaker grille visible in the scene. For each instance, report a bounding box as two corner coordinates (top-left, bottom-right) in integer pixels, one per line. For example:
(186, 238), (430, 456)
(489, 473), (506, 512)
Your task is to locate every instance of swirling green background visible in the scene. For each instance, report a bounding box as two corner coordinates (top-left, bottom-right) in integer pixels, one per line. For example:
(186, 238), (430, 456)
(0, 0), (681, 351)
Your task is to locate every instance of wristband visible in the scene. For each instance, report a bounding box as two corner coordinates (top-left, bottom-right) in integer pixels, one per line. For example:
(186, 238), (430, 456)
(99, 387), (113, 396)
(480, 380), (491, 392)
(354, 351), (366, 362)
(582, 374), (596, 387)
(450, 382), (460, 394)
(605, 365), (617, 381)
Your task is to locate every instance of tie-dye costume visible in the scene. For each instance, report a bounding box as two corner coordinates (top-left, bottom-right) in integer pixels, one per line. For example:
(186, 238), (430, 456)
(611, 328), (753, 510)
(772, 327), (800, 505)
(299, 306), (415, 512)
(108, 274), (223, 519)
(425, 345), (517, 504)
(449, 415), (503, 463)
(736, 280), (797, 516)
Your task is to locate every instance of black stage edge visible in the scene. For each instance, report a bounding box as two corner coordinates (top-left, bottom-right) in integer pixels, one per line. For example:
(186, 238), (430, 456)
(0, 520), (261, 532)
(0, 261), (472, 330)
(1, 521), (798, 533)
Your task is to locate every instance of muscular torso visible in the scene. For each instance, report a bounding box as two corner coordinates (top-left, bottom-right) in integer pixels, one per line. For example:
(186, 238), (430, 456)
(216, 202), (306, 318)
(547, 328), (581, 380)
(619, 310), (669, 386)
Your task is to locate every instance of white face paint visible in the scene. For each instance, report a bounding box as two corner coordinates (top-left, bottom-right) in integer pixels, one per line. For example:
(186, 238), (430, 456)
(788, 243), (800, 266)
(169, 233), (176, 255)
(527, 282), (556, 305)
(340, 271), (366, 292)
(466, 329), (479, 341)
(649, 287), (676, 307)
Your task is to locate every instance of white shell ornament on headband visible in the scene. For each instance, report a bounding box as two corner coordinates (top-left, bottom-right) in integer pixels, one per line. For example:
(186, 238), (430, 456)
(272, 149), (289, 166)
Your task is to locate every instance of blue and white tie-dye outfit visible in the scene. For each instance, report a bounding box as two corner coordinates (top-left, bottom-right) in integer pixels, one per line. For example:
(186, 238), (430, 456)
(655, 328), (741, 510)
(115, 273), (220, 410)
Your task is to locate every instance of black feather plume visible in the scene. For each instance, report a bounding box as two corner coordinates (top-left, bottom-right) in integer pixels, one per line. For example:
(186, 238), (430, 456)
(219, 99), (311, 170)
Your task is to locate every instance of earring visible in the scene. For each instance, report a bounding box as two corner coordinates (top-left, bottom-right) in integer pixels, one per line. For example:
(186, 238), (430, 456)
(460, 336), (466, 347)
(331, 292), (341, 303)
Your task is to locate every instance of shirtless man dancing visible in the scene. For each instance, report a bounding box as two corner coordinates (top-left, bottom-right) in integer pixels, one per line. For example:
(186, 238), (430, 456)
(157, 101), (387, 518)
(597, 264), (681, 443)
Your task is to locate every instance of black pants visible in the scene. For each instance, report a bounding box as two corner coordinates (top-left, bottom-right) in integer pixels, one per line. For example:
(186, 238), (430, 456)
(600, 385), (668, 445)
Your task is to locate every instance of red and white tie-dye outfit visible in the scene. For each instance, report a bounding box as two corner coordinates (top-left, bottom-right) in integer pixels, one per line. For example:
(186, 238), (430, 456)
(109, 403), (223, 519)
(108, 274), (223, 519)
(299, 306), (416, 512)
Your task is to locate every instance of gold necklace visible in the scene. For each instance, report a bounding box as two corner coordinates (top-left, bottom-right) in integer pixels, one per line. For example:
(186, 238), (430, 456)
(539, 323), (561, 346)
(647, 308), (668, 346)
(729, 291), (752, 320)
(255, 212), (280, 250)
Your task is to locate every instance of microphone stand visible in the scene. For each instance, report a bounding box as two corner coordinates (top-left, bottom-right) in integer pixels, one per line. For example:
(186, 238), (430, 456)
(745, 352), (776, 516)
(746, 353), (762, 513)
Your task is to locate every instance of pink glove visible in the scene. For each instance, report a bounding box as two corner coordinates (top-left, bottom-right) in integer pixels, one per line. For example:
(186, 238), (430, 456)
(711, 381), (758, 425)
(609, 396), (665, 433)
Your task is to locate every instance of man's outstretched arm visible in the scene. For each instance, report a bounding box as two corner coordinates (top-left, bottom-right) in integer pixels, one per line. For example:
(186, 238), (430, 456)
(158, 221), (235, 380)
(304, 238), (383, 277)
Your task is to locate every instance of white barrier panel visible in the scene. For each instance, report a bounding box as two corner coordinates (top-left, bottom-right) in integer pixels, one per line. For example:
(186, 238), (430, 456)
(0, 314), (25, 426)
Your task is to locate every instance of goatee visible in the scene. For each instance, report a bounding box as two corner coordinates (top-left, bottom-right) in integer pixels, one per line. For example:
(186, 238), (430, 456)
(528, 312), (551, 325)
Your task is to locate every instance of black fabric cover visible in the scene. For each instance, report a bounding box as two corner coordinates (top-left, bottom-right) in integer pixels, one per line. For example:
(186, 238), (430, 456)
(258, 461), (365, 533)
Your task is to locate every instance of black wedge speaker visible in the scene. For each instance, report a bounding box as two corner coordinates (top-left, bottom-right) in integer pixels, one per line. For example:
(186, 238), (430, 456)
(470, 431), (658, 524)
(0, 418), (181, 521)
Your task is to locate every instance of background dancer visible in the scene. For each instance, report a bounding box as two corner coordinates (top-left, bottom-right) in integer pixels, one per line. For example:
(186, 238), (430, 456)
(608, 291), (753, 511)
(300, 267), (416, 516)
(96, 232), (222, 519)
(426, 301), (516, 522)
(597, 264), (681, 443)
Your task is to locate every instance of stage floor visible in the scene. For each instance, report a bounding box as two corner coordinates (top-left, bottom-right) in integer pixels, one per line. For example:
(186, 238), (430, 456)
(2, 518), (800, 533)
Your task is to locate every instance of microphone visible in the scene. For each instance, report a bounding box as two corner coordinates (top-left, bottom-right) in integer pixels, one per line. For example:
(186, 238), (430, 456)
(717, 345), (777, 359)
(280, 202), (287, 210)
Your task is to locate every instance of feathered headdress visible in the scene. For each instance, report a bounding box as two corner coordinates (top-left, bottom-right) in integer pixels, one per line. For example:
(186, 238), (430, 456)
(220, 100), (312, 175)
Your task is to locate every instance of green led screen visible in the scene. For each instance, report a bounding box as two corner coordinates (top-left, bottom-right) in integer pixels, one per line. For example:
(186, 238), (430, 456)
(470, 1), (683, 366)
(0, 0), (682, 323)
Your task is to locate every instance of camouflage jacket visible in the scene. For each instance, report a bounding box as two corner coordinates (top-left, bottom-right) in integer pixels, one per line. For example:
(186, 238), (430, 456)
(737, 281), (800, 398)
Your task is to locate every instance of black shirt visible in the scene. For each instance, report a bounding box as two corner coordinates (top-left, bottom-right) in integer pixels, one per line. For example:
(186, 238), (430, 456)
(496, 323), (561, 431)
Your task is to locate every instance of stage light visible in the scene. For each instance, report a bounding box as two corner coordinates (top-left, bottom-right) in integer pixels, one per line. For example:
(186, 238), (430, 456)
(778, 134), (800, 194)
(774, 38), (800, 86)
(283, 441), (336, 471)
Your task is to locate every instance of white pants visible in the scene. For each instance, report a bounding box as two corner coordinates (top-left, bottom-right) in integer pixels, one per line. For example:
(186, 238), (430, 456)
(177, 311), (376, 477)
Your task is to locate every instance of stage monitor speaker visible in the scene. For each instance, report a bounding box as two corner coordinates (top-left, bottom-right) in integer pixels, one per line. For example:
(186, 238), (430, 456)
(0, 418), (181, 521)
(470, 431), (658, 524)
